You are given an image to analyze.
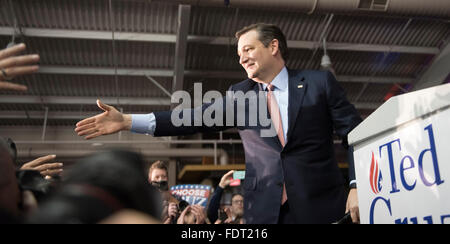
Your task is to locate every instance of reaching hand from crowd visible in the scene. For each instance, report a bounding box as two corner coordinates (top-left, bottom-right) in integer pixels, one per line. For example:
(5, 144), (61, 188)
(214, 207), (233, 224)
(162, 202), (178, 224)
(0, 43), (39, 91)
(219, 170), (234, 189)
(20, 155), (63, 179)
(190, 205), (206, 224)
(75, 100), (132, 140)
(177, 206), (191, 224)
(222, 207), (234, 224)
(167, 202), (178, 219)
(177, 205), (206, 224)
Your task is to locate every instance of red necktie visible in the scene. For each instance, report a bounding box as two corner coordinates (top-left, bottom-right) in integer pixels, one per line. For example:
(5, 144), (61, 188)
(267, 84), (288, 205)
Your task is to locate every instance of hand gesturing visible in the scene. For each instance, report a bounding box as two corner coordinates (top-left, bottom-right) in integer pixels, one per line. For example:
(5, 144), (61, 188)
(0, 43), (39, 91)
(75, 99), (131, 140)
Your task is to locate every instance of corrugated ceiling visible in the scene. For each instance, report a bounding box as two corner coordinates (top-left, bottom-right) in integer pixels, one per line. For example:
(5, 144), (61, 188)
(0, 0), (449, 126)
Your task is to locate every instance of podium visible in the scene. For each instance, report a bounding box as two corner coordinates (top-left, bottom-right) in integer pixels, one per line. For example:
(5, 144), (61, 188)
(348, 83), (450, 224)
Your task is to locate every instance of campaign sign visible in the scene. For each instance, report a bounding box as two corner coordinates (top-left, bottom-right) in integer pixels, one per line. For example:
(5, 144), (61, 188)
(354, 109), (450, 224)
(170, 184), (211, 207)
(233, 170), (246, 180)
(229, 179), (241, 187)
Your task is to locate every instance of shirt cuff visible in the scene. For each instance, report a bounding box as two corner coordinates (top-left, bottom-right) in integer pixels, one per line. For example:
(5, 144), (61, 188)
(130, 113), (156, 135)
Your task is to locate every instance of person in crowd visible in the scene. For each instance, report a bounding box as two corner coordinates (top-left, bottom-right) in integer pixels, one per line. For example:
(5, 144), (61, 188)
(2, 138), (17, 163)
(27, 150), (162, 224)
(0, 138), (22, 223)
(75, 23), (362, 224)
(214, 194), (245, 224)
(146, 161), (211, 224)
(4, 137), (64, 180)
(0, 43), (39, 91)
(208, 170), (243, 223)
(0, 43), (62, 223)
(227, 193), (244, 223)
(146, 160), (178, 224)
(1, 136), (53, 223)
(148, 160), (169, 191)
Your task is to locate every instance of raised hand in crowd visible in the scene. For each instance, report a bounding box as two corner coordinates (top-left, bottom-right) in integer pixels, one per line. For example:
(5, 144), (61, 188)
(190, 205), (207, 224)
(162, 201), (179, 224)
(177, 205), (207, 224)
(167, 202), (178, 220)
(218, 170), (234, 189)
(215, 207), (233, 224)
(0, 43), (39, 91)
(27, 150), (162, 224)
(177, 206), (191, 224)
(20, 155), (63, 179)
(75, 100), (132, 140)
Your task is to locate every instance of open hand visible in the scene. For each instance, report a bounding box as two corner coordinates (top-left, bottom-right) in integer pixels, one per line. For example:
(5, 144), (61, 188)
(21, 155), (63, 178)
(219, 170), (234, 189)
(0, 43), (39, 91)
(75, 99), (131, 140)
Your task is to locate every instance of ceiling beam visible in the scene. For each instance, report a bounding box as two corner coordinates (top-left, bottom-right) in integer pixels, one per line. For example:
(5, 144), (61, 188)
(37, 65), (413, 84)
(412, 40), (450, 90)
(337, 75), (414, 84)
(38, 66), (174, 77)
(172, 5), (191, 94)
(0, 27), (439, 55)
(0, 95), (171, 106)
(0, 27), (176, 43)
(0, 111), (97, 120)
(0, 98), (380, 116)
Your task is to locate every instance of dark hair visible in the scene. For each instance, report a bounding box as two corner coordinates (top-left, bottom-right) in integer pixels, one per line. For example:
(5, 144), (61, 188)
(235, 23), (289, 61)
(148, 160), (168, 176)
(231, 193), (243, 201)
(0, 138), (19, 222)
(0, 137), (17, 166)
(28, 150), (162, 224)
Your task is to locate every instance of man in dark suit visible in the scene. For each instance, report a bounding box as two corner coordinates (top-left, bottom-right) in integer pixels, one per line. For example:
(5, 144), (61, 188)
(75, 23), (362, 224)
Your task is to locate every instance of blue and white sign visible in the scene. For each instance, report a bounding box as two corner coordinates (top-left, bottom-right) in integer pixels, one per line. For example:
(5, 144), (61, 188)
(170, 184), (212, 207)
(354, 108), (450, 224)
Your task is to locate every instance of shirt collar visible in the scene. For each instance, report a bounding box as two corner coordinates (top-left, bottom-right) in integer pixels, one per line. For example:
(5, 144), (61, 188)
(262, 66), (289, 92)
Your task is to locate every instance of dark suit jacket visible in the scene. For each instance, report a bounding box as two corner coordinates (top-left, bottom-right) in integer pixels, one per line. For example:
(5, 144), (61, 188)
(153, 69), (362, 224)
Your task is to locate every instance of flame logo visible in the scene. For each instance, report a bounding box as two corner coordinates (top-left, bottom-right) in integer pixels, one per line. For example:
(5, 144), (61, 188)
(369, 152), (383, 194)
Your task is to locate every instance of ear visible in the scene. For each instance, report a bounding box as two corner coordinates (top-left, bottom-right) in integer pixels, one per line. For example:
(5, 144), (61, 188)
(270, 39), (280, 56)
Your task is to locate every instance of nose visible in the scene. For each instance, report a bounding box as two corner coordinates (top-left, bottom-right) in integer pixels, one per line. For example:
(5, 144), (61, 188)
(239, 53), (248, 66)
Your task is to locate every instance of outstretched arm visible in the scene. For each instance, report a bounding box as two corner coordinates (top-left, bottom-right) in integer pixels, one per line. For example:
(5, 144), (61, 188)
(76, 85), (238, 140)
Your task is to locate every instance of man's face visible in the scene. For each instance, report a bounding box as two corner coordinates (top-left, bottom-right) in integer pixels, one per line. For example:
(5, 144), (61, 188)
(237, 30), (277, 81)
(149, 168), (168, 183)
(231, 194), (244, 217)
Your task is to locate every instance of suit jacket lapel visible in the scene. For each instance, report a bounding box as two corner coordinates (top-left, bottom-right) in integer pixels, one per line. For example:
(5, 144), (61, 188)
(286, 69), (307, 143)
